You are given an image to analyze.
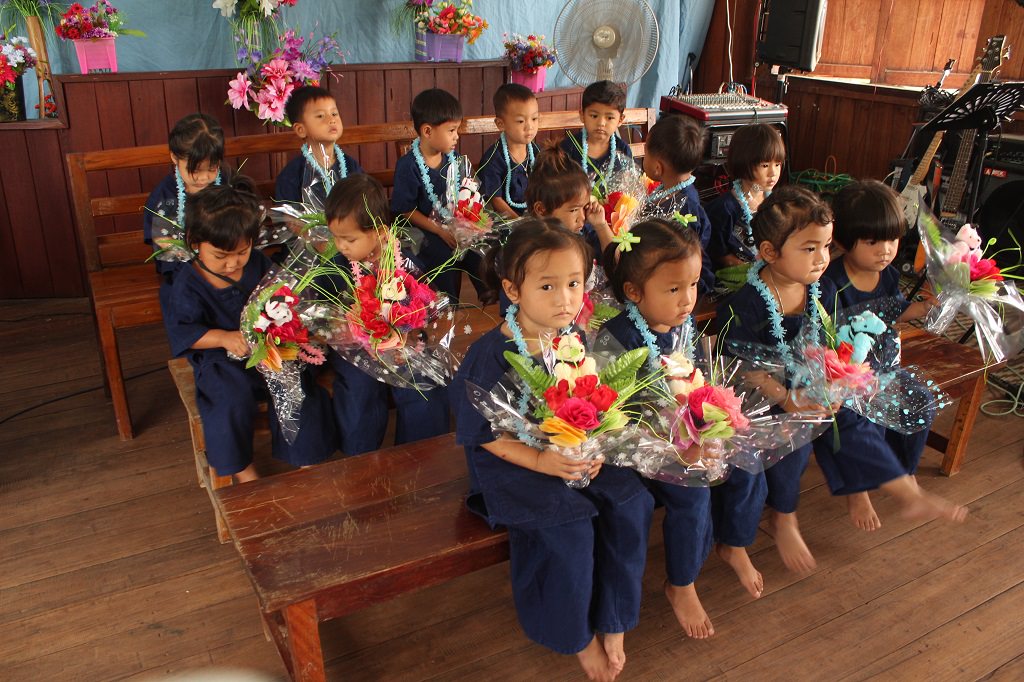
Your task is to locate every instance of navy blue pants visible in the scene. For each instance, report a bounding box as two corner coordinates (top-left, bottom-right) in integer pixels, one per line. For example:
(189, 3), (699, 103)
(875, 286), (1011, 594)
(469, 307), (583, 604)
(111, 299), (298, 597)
(652, 482), (712, 586)
(330, 350), (450, 456)
(765, 443), (812, 513)
(814, 408), (907, 496)
(711, 468), (768, 547)
(508, 469), (653, 654)
(417, 233), (485, 303)
(886, 428), (929, 475)
(191, 356), (335, 476)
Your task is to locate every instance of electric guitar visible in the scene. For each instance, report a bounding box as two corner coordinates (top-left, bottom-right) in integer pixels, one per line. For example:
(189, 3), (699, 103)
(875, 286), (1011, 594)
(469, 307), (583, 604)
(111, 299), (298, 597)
(901, 36), (1008, 228)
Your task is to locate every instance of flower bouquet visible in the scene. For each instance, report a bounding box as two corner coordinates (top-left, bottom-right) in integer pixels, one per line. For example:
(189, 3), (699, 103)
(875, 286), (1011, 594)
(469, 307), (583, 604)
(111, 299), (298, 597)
(240, 239), (332, 443)
(445, 175), (497, 252)
(467, 330), (652, 488)
(213, 0), (299, 66)
(417, 0), (487, 43)
(392, 0), (433, 33)
(503, 32), (555, 74)
(0, 34), (36, 121)
(55, 0), (142, 40)
(918, 211), (1024, 363)
(226, 27), (343, 125)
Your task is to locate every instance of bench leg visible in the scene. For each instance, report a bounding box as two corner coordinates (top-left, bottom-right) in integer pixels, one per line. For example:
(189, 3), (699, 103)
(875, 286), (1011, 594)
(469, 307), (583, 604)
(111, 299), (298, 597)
(283, 599), (325, 682)
(940, 375), (985, 477)
(209, 469), (233, 544)
(95, 308), (134, 440)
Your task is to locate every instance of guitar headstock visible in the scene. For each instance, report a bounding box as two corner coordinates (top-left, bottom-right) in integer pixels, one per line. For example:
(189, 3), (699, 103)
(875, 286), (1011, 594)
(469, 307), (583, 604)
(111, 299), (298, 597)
(979, 35), (1009, 76)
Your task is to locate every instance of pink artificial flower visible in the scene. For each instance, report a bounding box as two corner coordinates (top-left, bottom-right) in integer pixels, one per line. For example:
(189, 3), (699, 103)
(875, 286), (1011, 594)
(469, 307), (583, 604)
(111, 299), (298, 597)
(555, 397), (601, 431)
(256, 85), (288, 122)
(967, 252), (1003, 281)
(805, 345), (875, 393)
(227, 72), (251, 110)
(290, 59), (317, 82)
(702, 385), (749, 431)
(261, 58), (291, 80)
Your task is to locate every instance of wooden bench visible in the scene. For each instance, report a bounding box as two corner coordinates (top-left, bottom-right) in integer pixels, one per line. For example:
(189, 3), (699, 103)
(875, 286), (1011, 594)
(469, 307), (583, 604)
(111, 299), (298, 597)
(68, 108), (656, 440)
(216, 433), (505, 682)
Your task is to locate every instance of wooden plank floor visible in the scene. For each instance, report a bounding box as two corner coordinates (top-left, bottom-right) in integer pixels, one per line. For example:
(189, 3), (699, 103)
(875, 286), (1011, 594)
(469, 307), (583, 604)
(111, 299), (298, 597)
(2, 298), (1023, 681)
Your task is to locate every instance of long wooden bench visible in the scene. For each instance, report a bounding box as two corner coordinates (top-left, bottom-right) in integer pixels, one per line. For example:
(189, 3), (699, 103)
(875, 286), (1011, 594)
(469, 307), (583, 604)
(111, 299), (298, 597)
(68, 107), (656, 440)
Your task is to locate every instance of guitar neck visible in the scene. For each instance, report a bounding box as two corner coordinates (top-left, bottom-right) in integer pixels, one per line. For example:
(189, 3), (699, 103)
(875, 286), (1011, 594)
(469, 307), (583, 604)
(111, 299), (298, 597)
(942, 129), (978, 216)
(909, 132), (946, 185)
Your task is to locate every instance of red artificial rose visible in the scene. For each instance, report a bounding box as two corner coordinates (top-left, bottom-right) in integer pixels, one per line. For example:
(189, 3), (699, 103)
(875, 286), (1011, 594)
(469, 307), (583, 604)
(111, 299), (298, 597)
(364, 318), (390, 339)
(603, 191), (624, 223)
(544, 379), (571, 412)
(588, 384), (618, 412)
(836, 341), (854, 364)
(555, 397), (601, 431)
(572, 374), (598, 398)
(685, 385), (715, 422)
(968, 254), (1003, 281)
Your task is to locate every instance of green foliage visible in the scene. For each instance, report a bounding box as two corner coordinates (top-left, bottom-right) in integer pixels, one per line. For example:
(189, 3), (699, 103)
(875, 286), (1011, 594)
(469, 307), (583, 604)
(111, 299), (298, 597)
(814, 298), (838, 349)
(598, 347), (648, 392)
(503, 351), (556, 395)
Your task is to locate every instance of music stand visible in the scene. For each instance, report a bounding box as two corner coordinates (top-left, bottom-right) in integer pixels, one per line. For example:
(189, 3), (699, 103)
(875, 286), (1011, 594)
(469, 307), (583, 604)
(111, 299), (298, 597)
(920, 81), (1024, 219)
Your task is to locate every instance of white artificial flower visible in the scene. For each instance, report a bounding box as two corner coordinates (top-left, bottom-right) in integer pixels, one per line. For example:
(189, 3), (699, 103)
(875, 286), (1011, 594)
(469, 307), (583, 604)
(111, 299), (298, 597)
(212, 0), (238, 18)
(2, 45), (24, 67)
(260, 0), (279, 17)
(380, 275), (407, 302)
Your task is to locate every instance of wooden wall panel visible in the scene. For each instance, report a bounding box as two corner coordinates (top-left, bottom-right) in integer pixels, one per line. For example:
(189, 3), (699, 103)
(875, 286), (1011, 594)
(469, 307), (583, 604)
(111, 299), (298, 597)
(977, 0), (1024, 80)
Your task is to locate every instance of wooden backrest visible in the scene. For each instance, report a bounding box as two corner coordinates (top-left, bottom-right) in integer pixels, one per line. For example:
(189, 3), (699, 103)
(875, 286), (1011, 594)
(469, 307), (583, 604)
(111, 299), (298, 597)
(67, 107), (657, 272)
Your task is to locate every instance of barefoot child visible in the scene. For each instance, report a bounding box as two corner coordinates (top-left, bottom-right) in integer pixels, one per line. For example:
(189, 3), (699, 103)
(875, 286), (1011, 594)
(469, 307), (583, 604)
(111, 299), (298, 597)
(596, 219), (715, 639)
(450, 219), (653, 681)
(275, 85), (363, 205)
(477, 83), (540, 219)
(822, 179), (947, 530)
(164, 178), (335, 483)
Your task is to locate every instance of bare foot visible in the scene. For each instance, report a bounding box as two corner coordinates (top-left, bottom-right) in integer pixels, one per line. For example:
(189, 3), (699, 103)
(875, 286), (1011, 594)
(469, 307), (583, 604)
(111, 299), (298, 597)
(847, 492), (882, 531)
(601, 632), (626, 677)
(769, 512), (816, 574)
(664, 581), (715, 638)
(901, 490), (968, 523)
(714, 543), (764, 598)
(232, 463), (260, 484)
(577, 636), (614, 682)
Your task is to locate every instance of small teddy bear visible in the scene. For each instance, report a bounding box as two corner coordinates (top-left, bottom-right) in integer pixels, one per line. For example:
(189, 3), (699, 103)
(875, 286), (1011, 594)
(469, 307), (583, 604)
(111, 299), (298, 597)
(253, 292), (297, 333)
(947, 223), (983, 264)
(836, 310), (888, 364)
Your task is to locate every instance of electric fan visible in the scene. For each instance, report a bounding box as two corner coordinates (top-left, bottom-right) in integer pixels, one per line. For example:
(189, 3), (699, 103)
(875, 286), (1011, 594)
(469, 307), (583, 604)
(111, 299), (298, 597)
(553, 0), (660, 86)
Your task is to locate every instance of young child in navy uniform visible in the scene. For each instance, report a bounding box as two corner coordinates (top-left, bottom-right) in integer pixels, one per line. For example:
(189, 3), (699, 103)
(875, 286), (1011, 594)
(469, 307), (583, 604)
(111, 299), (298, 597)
(596, 219), (716, 639)
(560, 80), (634, 180)
(706, 124), (785, 273)
(822, 179), (946, 530)
(477, 83), (539, 219)
(275, 85), (362, 206)
(643, 114), (715, 294)
(391, 88), (469, 301)
(164, 178), (335, 482)
(322, 174), (450, 455)
(144, 113), (224, 319)
(450, 219), (653, 681)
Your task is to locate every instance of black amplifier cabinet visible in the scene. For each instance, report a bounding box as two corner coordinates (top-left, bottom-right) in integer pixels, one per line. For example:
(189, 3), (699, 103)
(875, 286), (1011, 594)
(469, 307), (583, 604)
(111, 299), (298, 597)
(976, 134), (1024, 268)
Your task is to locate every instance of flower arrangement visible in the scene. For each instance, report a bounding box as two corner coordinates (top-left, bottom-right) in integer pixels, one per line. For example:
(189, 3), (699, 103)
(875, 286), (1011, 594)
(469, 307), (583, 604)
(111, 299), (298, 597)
(0, 1), (66, 28)
(0, 34), (37, 87)
(502, 33), (555, 74)
(446, 176), (495, 250)
(213, 0), (298, 18)
(54, 1), (142, 40)
(416, 0), (487, 44)
(213, 0), (299, 66)
(34, 92), (57, 117)
(226, 27), (343, 125)
(243, 284), (325, 372)
(392, 0), (433, 33)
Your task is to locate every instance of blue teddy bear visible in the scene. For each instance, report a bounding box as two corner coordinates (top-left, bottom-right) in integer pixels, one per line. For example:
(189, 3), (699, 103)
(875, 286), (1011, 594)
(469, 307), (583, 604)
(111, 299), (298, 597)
(836, 310), (887, 364)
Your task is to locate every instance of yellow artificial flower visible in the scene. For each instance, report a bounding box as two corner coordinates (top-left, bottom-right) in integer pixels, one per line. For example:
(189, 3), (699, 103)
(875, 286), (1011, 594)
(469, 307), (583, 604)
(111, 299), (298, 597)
(540, 417), (588, 447)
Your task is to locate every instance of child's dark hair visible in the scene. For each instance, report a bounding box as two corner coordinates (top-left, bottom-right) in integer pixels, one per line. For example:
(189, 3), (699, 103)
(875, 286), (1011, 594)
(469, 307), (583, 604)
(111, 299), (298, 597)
(603, 218), (702, 303)
(185, 175), (262, 250)
(284, 85), (334, 127)
(751, 185), (833, 252)
(831, 179), (906, 250)
(726, 123), (786, 181)
(525, 144), (590, 214)
(169, 113), (224, 175)
(324, 174), (391, 230)
(646, 115), (706, 174)
(479, 217), (593, 305)
(493, 83), (536, 118)
(411, 88), (463, 132)
(581, 80), (627, 112)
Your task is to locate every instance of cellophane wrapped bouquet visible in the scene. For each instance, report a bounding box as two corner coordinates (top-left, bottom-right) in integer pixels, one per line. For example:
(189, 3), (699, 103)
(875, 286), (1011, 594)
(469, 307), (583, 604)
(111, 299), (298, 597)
(440, 155), (498, 253)
(918, 211), (1024, 363)
(466, 330), (655, 488)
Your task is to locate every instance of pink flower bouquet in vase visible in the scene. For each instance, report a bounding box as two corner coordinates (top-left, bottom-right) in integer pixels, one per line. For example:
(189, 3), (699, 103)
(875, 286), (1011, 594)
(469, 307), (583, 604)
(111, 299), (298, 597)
(503, 33), (555, 92)
(56, 1), (144, 74)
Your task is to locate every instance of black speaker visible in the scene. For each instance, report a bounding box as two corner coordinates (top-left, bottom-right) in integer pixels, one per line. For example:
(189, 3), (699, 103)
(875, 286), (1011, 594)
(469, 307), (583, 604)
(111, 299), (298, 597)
(976, 163), (1024, 269)
(756, 0), (829, 72)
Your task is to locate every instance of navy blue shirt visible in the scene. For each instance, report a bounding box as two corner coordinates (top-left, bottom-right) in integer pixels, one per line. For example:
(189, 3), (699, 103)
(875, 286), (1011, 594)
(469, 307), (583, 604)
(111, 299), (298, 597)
(164, 250), (272, 360)
(275, 148), (363, 206)
(477, 140), (537, 215)
(719, 277), (838, 349)
(143, 173), (184, 280)
(706, 191), (757, 264)
(822, 257), (909, 322)
(560, 130), (635, 179)
(391, 149), (456, 218)
(598, 304), (677, 355)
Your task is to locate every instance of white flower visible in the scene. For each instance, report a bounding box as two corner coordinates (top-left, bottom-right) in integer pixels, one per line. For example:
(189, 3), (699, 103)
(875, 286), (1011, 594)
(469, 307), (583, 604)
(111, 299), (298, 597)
(380, 275), (407, 302)
(212, 0), (238, 17)
(2, 45), (23, 67)
(260, 0), (279, 17)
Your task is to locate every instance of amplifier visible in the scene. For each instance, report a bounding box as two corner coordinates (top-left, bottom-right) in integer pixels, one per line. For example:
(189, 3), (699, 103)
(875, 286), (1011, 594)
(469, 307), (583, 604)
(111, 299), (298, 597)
(660, 92), (788, 125)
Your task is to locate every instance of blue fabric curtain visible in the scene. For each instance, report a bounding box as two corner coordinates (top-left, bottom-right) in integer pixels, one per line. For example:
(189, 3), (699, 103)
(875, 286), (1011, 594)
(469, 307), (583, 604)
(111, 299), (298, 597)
(13, 0), (714, 117)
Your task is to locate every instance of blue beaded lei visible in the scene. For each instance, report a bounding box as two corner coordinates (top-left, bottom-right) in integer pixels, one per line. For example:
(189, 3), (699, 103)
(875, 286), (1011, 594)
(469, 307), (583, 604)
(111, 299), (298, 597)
(733, 179), (770, 248)
(747, 259), (821, 368)
(302, 143), (348, 195)
(647, 175), (696, 204)
(412, 138), (458, 220)
(175, 167), (222, 229)
(500, 133), (535, 211)
(581, 129), (618, 175)
(626, 301), (695, 374)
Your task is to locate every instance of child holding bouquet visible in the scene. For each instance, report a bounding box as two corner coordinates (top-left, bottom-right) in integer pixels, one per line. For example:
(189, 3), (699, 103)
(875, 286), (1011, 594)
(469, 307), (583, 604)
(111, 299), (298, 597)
(477, 83), (540, 218)
(595, 218), (718, 639)
(450, 219), (653, 682)
(322, 174), (450, 455)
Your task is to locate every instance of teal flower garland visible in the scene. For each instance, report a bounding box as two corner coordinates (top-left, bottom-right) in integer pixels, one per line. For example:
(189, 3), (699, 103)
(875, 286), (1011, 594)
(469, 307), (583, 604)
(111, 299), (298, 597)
(412, 138), (458, 220)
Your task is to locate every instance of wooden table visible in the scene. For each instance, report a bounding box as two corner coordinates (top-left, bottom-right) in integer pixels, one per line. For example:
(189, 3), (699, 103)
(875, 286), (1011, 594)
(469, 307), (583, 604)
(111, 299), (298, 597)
(215, 435), (508, 681)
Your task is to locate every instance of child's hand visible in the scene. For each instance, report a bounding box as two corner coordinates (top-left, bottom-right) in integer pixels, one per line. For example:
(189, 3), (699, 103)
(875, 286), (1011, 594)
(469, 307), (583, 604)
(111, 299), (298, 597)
(585, 199), (609, 231)
(535, 448), (601, 481)
(432, 221), (458, 249)
(221, 331), (250, 358)
(782, 388), (832, 419)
